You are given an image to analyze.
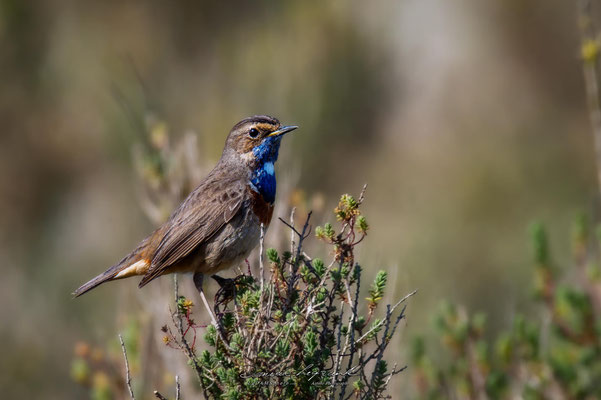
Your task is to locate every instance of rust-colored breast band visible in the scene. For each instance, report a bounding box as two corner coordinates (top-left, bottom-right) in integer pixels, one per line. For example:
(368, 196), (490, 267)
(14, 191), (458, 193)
(248, 186), (274, 225)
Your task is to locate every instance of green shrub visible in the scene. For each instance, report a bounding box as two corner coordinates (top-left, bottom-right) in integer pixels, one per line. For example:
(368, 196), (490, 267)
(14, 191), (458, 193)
(411, 215), (601, 399)
(162, 191), (415, 399)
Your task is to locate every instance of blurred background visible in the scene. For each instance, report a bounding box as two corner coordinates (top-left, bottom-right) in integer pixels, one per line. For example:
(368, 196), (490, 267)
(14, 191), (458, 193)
(1, 0), (598, 398)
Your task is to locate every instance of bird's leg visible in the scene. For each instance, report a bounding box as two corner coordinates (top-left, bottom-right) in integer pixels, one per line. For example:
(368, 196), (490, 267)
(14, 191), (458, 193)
(193, 272), (220, 330)
(211, 274), (235, 288)
(211, 275), (237, 308)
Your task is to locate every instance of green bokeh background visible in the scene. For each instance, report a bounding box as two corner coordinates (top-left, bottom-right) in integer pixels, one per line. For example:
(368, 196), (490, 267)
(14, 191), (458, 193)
(0, 0), (597, 397)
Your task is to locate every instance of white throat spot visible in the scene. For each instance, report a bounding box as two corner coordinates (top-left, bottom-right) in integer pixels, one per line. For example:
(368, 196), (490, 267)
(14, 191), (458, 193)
(264, 162), (274, 175)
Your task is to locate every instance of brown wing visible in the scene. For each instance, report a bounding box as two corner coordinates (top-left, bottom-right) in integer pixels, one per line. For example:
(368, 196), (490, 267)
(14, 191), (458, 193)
(138, 177), (245, 287)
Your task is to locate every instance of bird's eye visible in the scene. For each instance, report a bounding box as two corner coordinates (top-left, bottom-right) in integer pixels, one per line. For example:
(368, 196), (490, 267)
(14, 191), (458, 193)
(249, 128), (259, 138)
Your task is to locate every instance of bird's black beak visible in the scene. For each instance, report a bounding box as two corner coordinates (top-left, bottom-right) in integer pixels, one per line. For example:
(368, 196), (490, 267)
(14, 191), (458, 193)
(267, 125), (298, 137)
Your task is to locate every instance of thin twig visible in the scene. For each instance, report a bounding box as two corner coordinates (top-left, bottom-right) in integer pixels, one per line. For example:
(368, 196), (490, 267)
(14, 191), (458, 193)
(358, 183), (368, 204)
(118, 333), (136, 400)
(173, 274), (205, 387)
(289, 207), (296, 257)
(353, 290), (418, 346)
(153, 391), (168, 400)
(332, 285), (346, 389)
(338, 268), (362, 399)
(259, 223), (265, 293)
(278, 217), (302, 237)
(176, 375), (181, 400)
(579, 0), (601, 198)
(384, 363), (399, 387)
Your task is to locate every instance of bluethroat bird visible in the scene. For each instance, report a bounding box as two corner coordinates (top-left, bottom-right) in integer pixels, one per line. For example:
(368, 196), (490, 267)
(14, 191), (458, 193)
(74, 115), (297, 321)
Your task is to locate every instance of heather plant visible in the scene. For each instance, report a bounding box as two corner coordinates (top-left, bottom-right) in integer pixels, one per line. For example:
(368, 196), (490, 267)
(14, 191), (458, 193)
(411, 215), (601, 399)
(162, 190), (415, 399)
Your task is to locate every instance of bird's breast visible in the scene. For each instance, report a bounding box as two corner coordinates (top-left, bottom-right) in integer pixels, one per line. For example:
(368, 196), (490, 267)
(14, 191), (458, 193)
(247, 185), (275, 225)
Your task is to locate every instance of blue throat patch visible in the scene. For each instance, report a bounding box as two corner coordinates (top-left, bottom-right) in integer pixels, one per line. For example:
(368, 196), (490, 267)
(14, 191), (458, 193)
(250, 136), (282, 204)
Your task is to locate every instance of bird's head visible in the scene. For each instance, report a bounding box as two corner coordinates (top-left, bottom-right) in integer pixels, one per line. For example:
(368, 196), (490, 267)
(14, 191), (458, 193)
(223, 115), (298, 167)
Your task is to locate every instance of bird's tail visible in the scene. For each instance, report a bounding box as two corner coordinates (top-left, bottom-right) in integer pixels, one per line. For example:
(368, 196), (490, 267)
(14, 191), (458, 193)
(73, 239), (152, 297)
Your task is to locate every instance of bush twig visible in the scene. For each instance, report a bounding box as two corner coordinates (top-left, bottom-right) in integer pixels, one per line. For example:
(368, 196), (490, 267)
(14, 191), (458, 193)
(118, 333), (135, 400)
